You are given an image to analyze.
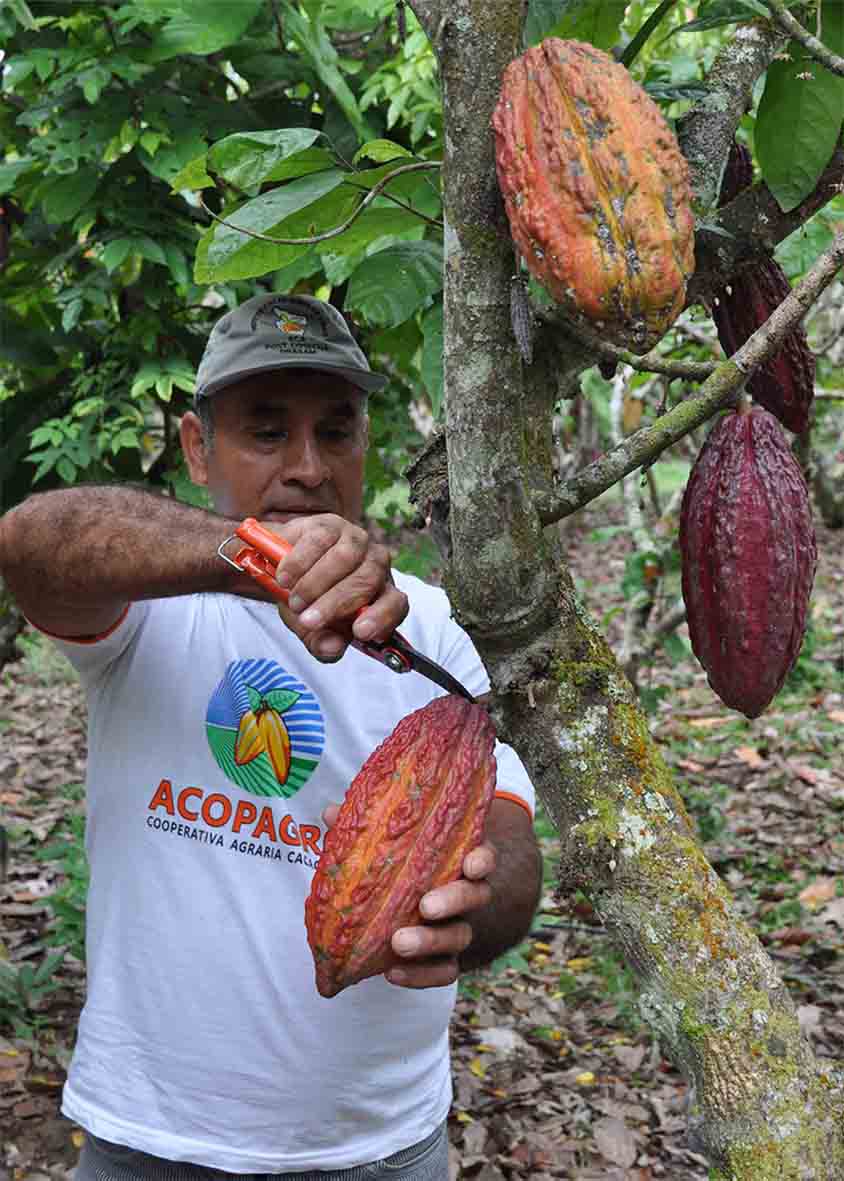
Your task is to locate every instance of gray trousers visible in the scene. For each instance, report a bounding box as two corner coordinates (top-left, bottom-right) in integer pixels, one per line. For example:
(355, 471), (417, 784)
(75, 1121), (449, 1181)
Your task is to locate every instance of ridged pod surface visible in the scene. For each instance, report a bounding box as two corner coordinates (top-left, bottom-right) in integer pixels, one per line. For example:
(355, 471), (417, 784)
(712, 256), (816, 434)
(304, 695), (497, 998)
(492, 38), (695, 353)
(680, 406), (817, 718)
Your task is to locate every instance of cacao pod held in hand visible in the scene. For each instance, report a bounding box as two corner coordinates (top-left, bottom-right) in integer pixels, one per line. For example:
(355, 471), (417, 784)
(712, 256), (815, 434)
(492, 39), (695, 353)
(680, 406), (817, 718)
(304, 695), (497, 997)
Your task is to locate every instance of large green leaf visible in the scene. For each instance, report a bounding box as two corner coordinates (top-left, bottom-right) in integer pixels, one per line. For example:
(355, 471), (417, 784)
(196, 172), (353, 282)
(756, 21), (844, 212)
(39, 167), (100, 225)
(207, 129), (323, 193)
(525, 0), (627, 50)
(146, 0), (264, 59)
(345, 242), (443, 327)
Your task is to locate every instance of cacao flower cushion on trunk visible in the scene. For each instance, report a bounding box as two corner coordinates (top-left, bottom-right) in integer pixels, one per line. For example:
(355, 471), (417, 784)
(492, 38), (695, 353)
(679, 406), (817, 719)
(304, 695), (497, 998)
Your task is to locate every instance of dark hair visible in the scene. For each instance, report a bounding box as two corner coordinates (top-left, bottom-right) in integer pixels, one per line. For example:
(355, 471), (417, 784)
(196, 397), (215, 449)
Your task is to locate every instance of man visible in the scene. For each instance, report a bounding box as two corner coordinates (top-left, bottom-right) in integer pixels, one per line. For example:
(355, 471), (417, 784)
(0, 294), (540, 1180)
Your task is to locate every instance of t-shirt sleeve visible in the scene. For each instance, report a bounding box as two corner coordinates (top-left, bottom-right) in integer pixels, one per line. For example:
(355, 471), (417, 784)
(404, 577), (536, 820)
(29, 602), (149, 686)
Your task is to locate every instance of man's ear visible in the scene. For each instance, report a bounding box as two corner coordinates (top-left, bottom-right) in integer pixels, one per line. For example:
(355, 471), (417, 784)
(180, 411), (209, 486)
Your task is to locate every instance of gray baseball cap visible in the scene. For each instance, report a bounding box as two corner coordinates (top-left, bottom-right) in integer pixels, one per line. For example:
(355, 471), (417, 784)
(194, 293), (388, 401)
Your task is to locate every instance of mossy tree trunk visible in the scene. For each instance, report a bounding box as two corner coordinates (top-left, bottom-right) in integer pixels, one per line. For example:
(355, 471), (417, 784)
(408, 2), (844, 1175)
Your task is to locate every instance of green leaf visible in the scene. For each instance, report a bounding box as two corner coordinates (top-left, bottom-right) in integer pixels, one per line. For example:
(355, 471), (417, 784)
(346, 242), (443, 327)
(776, 214), (835, 279)
(8, 0), (36, 29)
(162, 243), (191, 287)
(56, 457), (78, 483)
(263, 147), (336, 184)
(319, 207), (424, 258)
(279, 1), (369, 138)
(102, 239), (133, 275)
(353, 139), (414, 165)
(263, 689), (300, 713)
(0, 158), (35, 195)
(141, 134), (208, 185)
(756, 26), (844, 212)
(150, 0), (264, 59)
(526, 0), (627, 51)
(207, 129), (322, 193)
(40, 168), (100, 226)
(198, 170), (347, 282)
(246, 685), (263, 713)
(169, 154), (215, 193)
(78, 66), (111, 106)
(420, 299), (444, 417)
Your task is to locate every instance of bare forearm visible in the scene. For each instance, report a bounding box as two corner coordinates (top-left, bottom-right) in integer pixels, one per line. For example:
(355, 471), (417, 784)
(459, 805), (542, 973)
(0, 485), (248, 625)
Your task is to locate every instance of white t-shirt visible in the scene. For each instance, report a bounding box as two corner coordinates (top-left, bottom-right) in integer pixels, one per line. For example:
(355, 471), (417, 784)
(48, 571), (534, 1173)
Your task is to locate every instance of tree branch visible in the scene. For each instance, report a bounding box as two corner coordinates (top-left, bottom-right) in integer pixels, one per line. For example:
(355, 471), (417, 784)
(677, 21), (785, 216)
(765, 0), (844, 76)
(405, 0), (442, 45)
(536, 315), (718, 382)
(535, 229), (844, 524)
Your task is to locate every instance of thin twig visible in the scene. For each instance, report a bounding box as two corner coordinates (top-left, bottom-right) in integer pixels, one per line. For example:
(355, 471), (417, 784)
(199, 161), (441, 247)
(538, 315), (718, 381)
(764, 0), (844, 78)
(343, 179), (443, 228)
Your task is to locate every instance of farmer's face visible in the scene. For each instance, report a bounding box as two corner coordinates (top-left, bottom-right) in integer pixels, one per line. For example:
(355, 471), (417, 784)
(180, 371), (369, 524)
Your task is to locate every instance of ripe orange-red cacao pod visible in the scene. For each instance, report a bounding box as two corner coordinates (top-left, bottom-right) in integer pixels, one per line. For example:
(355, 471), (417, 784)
(679, 406), (817, 718)
(492, 38), (695, 353)
(304, 695), (497, 998)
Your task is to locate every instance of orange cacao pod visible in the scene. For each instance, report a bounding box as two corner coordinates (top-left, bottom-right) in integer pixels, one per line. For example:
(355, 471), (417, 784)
(491, 39), (695, 353)
(304, 695), (497, 998)
(679, 406), (817, 719)
(712, 256), (815, 434)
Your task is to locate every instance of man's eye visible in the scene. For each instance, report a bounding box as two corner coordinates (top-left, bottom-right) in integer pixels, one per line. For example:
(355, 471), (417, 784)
(255, 429), (286, 441)
(320, 428), (353, 442)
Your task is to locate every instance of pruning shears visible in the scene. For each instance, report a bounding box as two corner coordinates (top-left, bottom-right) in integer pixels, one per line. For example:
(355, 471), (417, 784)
(218, 517), (475, 702)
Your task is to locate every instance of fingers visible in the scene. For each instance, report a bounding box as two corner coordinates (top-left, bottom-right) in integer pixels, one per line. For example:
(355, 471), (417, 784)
(387, 919), (474, 990)
(321, 802), (341, 827)
(386, 843), (498, 990)
(263, 514), (408, 660)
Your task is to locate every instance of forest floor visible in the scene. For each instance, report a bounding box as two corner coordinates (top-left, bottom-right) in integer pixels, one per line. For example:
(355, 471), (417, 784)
(1, 497), (843, 1181)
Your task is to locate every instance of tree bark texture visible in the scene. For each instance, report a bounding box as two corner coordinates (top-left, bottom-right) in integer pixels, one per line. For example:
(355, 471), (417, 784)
(409, 3), (844, 1175)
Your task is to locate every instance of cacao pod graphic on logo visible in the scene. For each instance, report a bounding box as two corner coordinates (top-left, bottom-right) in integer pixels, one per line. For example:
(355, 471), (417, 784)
(207, 659), (324, 798)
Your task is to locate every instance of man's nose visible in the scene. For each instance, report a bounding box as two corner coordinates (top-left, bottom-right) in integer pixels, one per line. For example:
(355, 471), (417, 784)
(283, 432), (330, 486)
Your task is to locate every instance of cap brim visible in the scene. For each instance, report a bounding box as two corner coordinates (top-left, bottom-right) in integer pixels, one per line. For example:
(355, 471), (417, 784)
(196, 361), (388, 400)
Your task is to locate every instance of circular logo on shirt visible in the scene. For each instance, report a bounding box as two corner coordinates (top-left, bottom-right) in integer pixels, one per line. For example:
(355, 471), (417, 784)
(206, 659), (324, 798)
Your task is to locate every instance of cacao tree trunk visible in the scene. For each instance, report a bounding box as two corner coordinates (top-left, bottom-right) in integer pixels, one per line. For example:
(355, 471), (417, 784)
(408, 2), (844, 1175)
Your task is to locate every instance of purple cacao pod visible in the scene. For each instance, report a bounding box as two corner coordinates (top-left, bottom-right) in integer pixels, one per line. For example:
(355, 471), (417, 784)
(712, 256), (815, 434)
(680, 406), (817, 719)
